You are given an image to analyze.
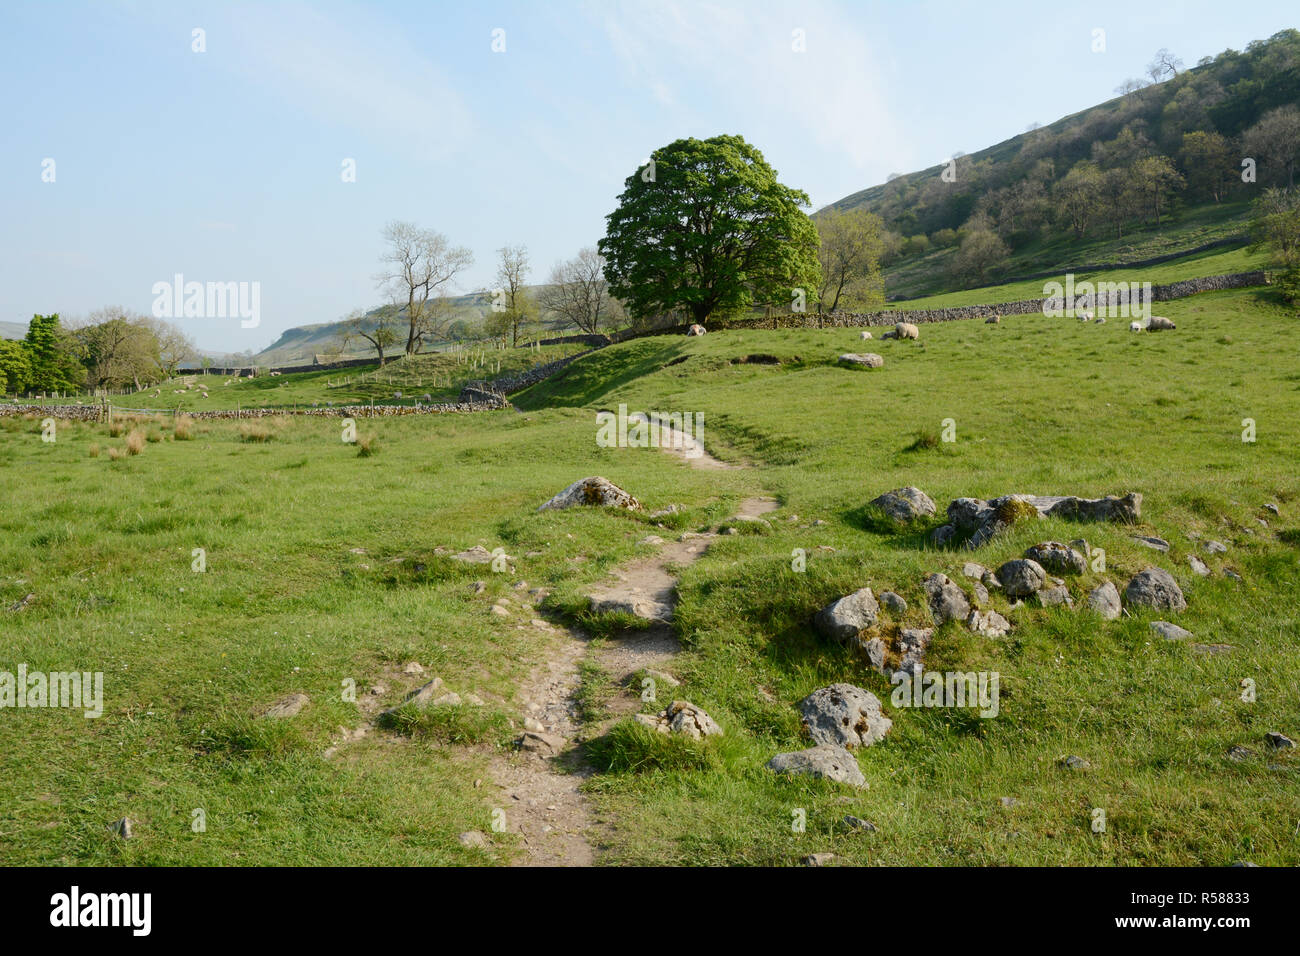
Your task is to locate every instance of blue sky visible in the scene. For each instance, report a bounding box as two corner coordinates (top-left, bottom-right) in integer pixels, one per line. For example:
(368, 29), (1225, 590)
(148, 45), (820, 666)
(2, 0), (1295, 352)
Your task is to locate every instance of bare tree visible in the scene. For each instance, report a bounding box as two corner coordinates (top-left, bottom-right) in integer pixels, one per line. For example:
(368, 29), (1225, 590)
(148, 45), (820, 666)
(340, 307), (400, 366)
(1114, 78), (1149, 96)
(138, 316), (196, 379)
(493, 244), (533, 346)
(1146, 48), (1183, 83)
(374, 220), (474, 356)
(538, 247), (611, 333)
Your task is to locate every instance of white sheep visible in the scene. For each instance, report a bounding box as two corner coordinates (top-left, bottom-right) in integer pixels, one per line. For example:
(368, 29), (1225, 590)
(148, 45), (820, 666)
(686, 324), (707, 336)
(896, 321), (919, 340)
(859, 330), (872, 340)
(1147, 316), (1176, 331)
(1129, 321), (1144, 332)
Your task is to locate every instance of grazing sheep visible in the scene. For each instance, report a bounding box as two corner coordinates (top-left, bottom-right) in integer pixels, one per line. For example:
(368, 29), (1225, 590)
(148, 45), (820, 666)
(1096, 316), (1106, 324)
(880, 330), (899, 339)
(859, 330), (873, 340)
(896, 321), (919, 340)
(1130, 321), (1144, 332)
(686, 324), (707, 336)
(1079, 310), (1094, 321)
(1147, 316), (1176, 331)
(985, 314), (1000, 324)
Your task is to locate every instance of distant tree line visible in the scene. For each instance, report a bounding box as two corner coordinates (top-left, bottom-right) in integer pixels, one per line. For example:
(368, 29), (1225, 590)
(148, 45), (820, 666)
(0, 311), (197, 396)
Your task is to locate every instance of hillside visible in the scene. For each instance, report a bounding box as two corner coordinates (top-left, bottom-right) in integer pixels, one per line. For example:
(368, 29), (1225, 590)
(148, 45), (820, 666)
(821, 29), (1300, 301)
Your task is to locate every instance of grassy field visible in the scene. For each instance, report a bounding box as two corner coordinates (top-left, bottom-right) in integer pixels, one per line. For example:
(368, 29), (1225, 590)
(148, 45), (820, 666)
(2, 284), (1297, 865)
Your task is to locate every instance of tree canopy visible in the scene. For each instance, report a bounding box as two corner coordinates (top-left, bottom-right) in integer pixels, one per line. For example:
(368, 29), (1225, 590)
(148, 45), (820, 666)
(599, 134), (821, 324)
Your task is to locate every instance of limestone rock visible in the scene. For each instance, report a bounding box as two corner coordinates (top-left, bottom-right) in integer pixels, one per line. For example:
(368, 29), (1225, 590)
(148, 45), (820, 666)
(838, 352), (884, 368)
(766, 744), (866, 787)
(814, 587), (879, 643)
(1133, 536), (1170, 552)
(996, 559), (1047, 598)
(1025, 541), (1086, 575)
(1187, 554), (1211, 576)
(635, 700), (723, 739)
(797, 684), (892, 749)
(878, 591), (908, 615)
(538, 476), (640, 512)
(869, 486), (936, 522)
(895, 627), (933, 675)
(1086, 581), (1122, 620)
(1151, 621), (1193, 641)
(517, 731), (566, 755)
(1037, 585), (1073, 608)
(923, 573), (970, 625)
(967, 608), (1011, 637)
(1124, 567), (1187, 612)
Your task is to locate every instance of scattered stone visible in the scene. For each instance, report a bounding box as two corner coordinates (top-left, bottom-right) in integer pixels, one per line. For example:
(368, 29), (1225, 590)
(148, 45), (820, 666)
(458, 830), (489, 849)
(471, 580), (486, 594)
(798, 684), (892, 749)
(936, 493), (1141, 549)
(1229, 861), (1260, 867)
(523, 717), (546, 732)
(999, 796), (1018, 808)
(1204, 540), (1227, 554)
(1086, 581), (1122, 620)
(803, 853), (836, 866)
(260, 693), (309, 719)
(402, 661), (424, 675)
(895, 627), (934, 675)
(923, 573), (970, 625)
(649, 504), (681, 519)
(386, 678), (447, 713)
(766, 744), (866, 787)
(109, 817), (134, 839)
(538, 476), (640, 512)
(996, 559), (1047, 598)
(634, 700), (723, 739)
(1061, 755), (1090, 770)
(1224, 568), (1243, 581)
(1191, 643), (1233, 655)
(490, 604), (510, 618)
(838, 352), (884, 368)
(1025, 541), (1086, 574)
(1037, 585), (1073, 608)
(967, 608), (1011, 637)
(1265, 732), (1295, 750)
(814, 588), (879, 643)
(869, 486), (936, 522)
(1187, 555), (1210, 576)
(517, 731), (566, 756)
(1226, 745), (1253, 762)
(841, 814), (877, 833)
(1133, 535), (1170, 552)
(878, 591), (908, 615)
(7, 592), (35, 612)
(451, 545), (507, 564)
(1124, 567), (1187, 612)
(588, 591), (672, 623)
(981, 570), (1002, 590)
(971, 581), (990, 606)
(430, 692), (462, 707)
(1150, 620), (1193, 641)
(639, 534), (665, 546)
(643, 668), (681, 688)
(961, 562), (988, 580)
(1263, 502), (1279, 515)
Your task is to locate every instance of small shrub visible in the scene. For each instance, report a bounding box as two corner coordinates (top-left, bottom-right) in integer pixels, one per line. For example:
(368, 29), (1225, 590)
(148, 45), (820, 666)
(88, 444), (100, 458)
(904, 430), (941, 452)
(586, 719), (720, 773)
(108, 422), (124, 437)
(125, 430), (145, 455)
(107, 447), (124, 461)
(146, 430), (163, 443)
(173, 415), (194, 440)
(356, 435), (379, 457)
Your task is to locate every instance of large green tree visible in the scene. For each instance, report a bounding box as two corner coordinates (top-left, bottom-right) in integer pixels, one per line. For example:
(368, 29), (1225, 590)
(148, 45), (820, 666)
(599, 135), (821, 325)
(23, 314), (85, 393)
(0, 339), (33, 394)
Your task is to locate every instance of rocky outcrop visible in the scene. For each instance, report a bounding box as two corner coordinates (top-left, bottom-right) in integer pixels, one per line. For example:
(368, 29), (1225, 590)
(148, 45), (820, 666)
(538, 476), (640, 512)
(996, 559), (1047, 598)
(838, 352), (884, 368)
(930, 493), (1142, 549)
(1124, 567), (1187, 612)
(1024, 541), (1086, 575)
(814, 588), (879, 643)
(870, 486), (937, 522)
(923, 573), (970, 625)
(634, 700), (723, 739)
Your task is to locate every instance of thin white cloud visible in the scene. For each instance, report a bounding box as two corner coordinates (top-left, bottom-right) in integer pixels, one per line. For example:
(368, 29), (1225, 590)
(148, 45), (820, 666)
(590, 0), (905, 185)
(220, 1), (474, 162)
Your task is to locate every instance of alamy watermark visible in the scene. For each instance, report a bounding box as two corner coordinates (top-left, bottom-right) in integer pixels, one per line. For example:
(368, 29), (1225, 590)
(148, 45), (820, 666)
(596, 403), (704, 459)
(151, 273), (260, 328)
(891, 669), (999, 718)
(1041, 273), (1151, 322)
(1, 665), (103, 718)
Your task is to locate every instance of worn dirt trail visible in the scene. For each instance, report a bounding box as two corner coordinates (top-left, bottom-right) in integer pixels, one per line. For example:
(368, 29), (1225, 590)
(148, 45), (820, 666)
(489, 424), (776, 866)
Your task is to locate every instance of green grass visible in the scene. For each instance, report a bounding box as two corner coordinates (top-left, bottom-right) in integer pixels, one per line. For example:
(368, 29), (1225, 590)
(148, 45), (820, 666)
(2, 284), (1297, 865)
